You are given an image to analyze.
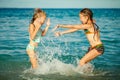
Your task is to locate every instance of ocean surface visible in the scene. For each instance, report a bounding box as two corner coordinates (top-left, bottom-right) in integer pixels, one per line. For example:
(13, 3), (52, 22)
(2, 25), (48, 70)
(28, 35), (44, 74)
(0, 8), (120, 80)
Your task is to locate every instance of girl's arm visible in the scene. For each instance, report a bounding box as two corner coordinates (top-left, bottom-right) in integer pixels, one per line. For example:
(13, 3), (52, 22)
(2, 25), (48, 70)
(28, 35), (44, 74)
(29, 24), (41, 40)
(41, 26), (49, 36)
(41, 18), (50, 36)
(58, 24), (91, 30)
(61, 29), (79, 35)
(55, 29), (78, 37)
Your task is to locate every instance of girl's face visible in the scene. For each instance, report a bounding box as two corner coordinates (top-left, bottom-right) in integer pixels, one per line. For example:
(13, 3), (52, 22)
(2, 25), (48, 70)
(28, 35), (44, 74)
(36, 16), (46, 24)
(79, 13), (89, 24)
(39, 16), (46, 24)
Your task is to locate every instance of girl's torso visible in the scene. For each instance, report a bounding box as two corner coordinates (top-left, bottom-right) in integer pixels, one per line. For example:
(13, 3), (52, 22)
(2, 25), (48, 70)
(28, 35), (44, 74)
(29, 24), (42, 46)
(84, 24), (102, 47)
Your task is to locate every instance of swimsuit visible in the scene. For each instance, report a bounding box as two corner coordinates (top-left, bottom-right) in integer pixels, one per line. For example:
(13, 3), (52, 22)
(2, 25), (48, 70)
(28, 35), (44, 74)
(26, 44), (37, 51)
(84, 23), (99, 34)
(84, 24), (104, 54)
(26, 24), (42, 51)
(84, 29), (104, 53)
(88, 44), (104, 54)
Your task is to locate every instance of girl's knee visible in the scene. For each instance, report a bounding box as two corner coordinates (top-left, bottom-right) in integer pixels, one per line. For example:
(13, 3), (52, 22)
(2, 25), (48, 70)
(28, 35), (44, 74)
(80, 60), (86, 66)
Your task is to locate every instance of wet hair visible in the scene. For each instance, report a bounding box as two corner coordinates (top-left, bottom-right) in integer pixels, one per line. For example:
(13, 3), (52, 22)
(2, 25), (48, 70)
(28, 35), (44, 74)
(31, 8), (46, 24)
(80, 8), (99, 40)
(34, 8), (43, 13)
(80, 8), (93, 23)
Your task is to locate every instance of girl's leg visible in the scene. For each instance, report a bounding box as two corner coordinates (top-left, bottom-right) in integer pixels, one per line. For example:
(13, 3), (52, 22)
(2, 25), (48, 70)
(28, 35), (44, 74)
(79, 49), (102, 66)
(27, 50), (38, 69)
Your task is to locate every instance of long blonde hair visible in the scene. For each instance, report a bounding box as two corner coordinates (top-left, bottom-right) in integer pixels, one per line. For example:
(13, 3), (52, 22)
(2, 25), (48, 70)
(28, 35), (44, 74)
(31, 8), (46, 24)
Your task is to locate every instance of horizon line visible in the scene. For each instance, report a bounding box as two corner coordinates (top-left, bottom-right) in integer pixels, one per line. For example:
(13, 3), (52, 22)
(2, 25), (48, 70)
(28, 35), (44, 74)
(0, 7), (120, 9)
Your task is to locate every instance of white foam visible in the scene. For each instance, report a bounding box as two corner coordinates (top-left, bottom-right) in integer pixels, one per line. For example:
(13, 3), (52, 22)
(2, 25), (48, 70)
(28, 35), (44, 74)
(24, 58), (94, 76)
(75, 63), (94, 74)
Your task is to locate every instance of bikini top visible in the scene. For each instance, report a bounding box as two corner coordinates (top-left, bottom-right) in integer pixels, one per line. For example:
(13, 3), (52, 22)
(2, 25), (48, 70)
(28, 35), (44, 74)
(84, 23), (99, 34)
(84, 29), (94, 34)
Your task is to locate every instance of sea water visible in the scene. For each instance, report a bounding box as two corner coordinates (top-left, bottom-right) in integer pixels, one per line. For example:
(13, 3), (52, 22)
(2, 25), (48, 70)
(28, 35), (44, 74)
(0, 8), (120, 80)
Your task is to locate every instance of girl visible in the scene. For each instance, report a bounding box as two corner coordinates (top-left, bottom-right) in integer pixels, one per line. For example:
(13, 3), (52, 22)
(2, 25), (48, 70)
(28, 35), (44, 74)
(26, 8), (50, 69)
(53, 8), (104, 66)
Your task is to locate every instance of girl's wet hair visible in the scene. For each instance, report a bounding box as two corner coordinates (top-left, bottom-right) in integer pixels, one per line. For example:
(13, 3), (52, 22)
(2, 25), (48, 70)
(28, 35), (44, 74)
(80, 8), (93, 23)
(31, 8), (46, 24)
(34, 8), (43, 13)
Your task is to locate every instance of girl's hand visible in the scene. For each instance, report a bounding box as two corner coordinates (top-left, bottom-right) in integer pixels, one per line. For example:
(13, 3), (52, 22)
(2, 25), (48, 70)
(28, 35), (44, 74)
(52, 24), (59, 32)
(55, 32), (62, 37)
(46, 18), (50, 26)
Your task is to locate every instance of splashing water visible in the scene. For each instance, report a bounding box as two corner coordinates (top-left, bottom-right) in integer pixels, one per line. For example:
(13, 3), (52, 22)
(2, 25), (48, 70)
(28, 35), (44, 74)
(24, 59), (94, 76)
(23, 37), (95, 76)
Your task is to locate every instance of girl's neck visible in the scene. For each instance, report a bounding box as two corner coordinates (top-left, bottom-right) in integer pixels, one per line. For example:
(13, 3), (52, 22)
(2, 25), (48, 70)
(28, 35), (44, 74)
(87, 19), (93, 24)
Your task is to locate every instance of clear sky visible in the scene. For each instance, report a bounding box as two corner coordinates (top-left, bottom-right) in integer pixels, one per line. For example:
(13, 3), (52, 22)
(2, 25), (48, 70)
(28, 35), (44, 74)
(0, 0), (120, 8)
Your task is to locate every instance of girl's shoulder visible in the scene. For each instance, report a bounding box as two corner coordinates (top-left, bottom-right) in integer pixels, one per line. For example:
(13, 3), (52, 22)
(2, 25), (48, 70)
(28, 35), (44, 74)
(29, 24), (35, 31)
(82, 23), (92, 29)
(29, 24), (35, 28)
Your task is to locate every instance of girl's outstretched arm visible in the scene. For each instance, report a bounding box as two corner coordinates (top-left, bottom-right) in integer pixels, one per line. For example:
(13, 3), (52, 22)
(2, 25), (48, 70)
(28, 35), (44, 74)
(42, 18), (50, 36)
(58, 24), (91, 30)
(55, 29), (79, 37)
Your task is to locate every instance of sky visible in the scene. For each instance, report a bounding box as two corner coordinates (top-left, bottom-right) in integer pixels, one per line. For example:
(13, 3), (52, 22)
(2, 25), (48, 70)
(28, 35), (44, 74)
(0, 0), (120, 8)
